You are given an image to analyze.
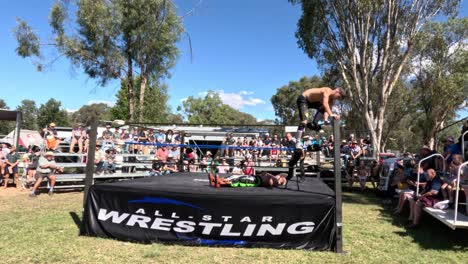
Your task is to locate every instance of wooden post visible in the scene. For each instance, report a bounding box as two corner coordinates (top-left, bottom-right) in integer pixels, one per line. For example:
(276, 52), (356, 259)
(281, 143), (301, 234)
(333, 119), (344, 253)
(14, 111), (22, 149)
(83, 120), (98, 209)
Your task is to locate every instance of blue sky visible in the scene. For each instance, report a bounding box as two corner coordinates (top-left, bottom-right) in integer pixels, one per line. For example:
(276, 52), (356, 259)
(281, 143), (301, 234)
(0, 0), (466, 121)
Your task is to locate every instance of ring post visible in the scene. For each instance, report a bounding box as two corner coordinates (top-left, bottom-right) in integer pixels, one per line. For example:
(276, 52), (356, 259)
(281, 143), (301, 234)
(83, 120), (98, 210)
(333, 119), (344, 253)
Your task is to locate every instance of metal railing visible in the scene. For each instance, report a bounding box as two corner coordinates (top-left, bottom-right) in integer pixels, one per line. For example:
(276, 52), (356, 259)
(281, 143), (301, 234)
(454, 161), (468, 227)
(416, 153), (445, 196)
(462, 130), (468, 159)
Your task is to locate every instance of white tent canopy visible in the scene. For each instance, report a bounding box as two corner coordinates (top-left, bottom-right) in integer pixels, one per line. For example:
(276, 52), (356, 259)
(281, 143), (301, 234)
(0, 129), (43, 148)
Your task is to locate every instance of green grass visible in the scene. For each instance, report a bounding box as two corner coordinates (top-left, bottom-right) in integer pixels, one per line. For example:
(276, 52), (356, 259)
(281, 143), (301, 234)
(1, 188), (467, 264)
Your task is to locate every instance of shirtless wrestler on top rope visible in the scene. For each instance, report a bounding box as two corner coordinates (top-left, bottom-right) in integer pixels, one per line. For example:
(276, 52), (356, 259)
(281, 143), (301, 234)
(287, 87), (346, 181)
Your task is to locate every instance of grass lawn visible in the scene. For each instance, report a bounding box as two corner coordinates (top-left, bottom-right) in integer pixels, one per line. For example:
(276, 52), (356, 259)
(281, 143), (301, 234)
(1, 187), (467, 264)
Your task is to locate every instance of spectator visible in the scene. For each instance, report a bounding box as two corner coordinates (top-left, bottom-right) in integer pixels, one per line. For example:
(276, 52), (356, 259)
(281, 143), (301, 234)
(147, 129), (156, 144)
(441, 154), (463, 208)
(82, 127), (90, 153)
(101, 125), (115, 150)
(346, 141), (361, 184)
(149, 160), (163, 176)
(103, 148), (116, 174)
(270, 143), (279, 163)
(156, 129), (166, 143)
(261, 133), (271, 158)
(218, 158), (230, 174)
(29, 151), (63, 197)
(357, 160), (369, 190)
(43, 122), (60, 151)
(243, 155), (255, 176)
(157, 146), (169, 162)
(165, 129), (175, 144)
(235, 137), (242, 157)
(137, 128), (148, 154)
(443, 136), (461, 167)
(26, 146), (41, 183)
(69, 123), (85, 153)
(94, 145), (105, 174)
(0, 143), (9, 176)
(408, 169), (443, 228)
(369, 160), (380, 189)
(169, 146), (180, 162)
(394, 163), (427, 214)
(284, 133), (296, 155)
(232, 162), (243, 175)
(113, 127), (121, 141)
(162, 154), (178, 173)
(200, 151), (213, 172)
(272, 134), (281, 146)
(3, 146), (20, 188)
(420, 145), (436, 170)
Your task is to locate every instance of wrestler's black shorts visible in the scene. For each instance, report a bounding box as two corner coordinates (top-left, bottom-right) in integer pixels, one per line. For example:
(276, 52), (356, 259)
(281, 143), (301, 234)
(297, 95), (324, 122)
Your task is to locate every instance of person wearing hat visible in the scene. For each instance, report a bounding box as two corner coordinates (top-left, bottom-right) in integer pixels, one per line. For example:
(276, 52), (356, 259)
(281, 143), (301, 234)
(101, 125), (115, 150)
(43, 122), (60, 151)
(69, 123), (85, 153)
(29, 151), (63, 197)
(162, 154), (178, 174)
(3, 146), (21, 189)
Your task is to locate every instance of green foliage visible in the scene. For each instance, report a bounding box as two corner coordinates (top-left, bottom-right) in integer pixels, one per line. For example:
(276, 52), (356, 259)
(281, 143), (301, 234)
(13, 0), (184, 122)
(13, 18), (41, 59)
(111, 76), (172, 123)
(72, 103), (112, 127)
(411, 18), (468, 145)
(270, 76), (325, 125)
(179, 91), (258, 125)
(0, 99), (15, 135)
(37, 98), (70, 129)
(16, 99), (38, 130)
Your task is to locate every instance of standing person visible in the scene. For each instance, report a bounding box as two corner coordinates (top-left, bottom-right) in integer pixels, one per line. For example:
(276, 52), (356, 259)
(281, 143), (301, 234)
(3, 146), (20, 188)
(295, 87), (346, 149)
(137, 128), (148, 154)
(27, 146), (41, 183)
(165, 130), (175, 144)
(69, 124), (85, 153)
(443, 136), (461, 167)
(357, 160), (369, 190)
(29, 151), (63, 197)
(0, 143), (9, 176)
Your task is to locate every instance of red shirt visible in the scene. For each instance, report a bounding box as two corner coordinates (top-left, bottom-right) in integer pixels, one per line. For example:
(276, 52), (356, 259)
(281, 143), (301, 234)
(157, 148), (169, 162)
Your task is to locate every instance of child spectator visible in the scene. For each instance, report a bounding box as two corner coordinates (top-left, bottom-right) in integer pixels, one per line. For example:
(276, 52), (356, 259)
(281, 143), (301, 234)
(101, 125), (115, 150)
(43, 123), (60, 151)
(243, 155), (255, 176)
(103, 148), (116, 174)
(94, 145), (105, 174)
(269, 143), (279, 163)
(357, 160), (369, 190)
(441, 154), (463, 208)
(26, 146), (41, 183)
(150, 160), (163, 176)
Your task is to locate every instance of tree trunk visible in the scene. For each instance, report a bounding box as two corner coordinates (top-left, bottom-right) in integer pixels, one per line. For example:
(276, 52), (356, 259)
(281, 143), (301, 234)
(138, 74), (148, 123)
(127, 56), (135, 122)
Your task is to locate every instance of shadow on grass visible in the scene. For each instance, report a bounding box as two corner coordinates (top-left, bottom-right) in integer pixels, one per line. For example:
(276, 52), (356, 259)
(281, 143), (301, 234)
(345, 189), (468, 250)
(69, 212), (83, 231)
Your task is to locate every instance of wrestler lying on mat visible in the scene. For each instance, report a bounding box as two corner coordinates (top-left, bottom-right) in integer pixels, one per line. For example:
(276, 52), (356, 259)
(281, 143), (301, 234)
(209, 172), (287, 188)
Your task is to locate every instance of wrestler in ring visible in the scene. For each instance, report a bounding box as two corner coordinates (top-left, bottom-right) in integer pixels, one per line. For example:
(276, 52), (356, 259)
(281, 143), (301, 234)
(209, 172), (287, 188)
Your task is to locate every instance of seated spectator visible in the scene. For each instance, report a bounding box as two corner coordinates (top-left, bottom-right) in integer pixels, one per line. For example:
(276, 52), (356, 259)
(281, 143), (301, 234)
(394, 163), (427, 214)
(243, 155), (255, 176)
(200, 151), (213, 172)
(407, 169), (443, 228)
(3, 146), (20, 189)
(43, 123), (60, 151)
(29, 151), (63, 197)
(441, 154), (463, 208)
(101, 125), (115, 150)
(156, 129), (166, 143)
(443, 136), (461, 167)
(269, 143), (279, 163)
(217, 158), (230, 174)
(94, 145), (105, 174)
(157, 146), (169, 162)
(0, 143), (9, 177)
(232, 162), (244, 175)
(357, 160), (369, 190)
(150, 160), (164, 176)
(169, 146), (180, 162)
(162, 154), (178, 174)
(137, 128), (148, 154)
(103, 148), (116, 174)
(69, 123), (85, 153)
